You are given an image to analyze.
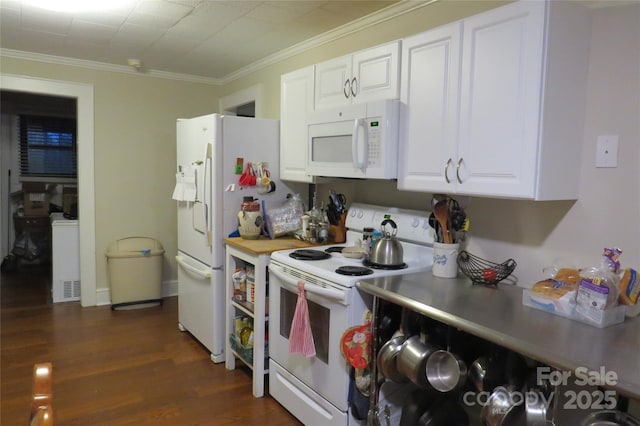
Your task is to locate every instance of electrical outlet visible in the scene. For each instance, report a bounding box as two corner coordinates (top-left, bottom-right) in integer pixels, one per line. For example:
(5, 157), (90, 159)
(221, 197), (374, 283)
(596, 135), (618, 168)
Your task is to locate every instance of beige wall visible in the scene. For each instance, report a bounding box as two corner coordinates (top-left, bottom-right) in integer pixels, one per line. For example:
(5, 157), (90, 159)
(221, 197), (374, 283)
(0, 59), (220, 292)
(1, 1), (638, 295)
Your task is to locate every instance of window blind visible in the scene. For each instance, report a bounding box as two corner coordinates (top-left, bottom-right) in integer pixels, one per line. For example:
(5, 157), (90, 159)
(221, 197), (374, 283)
(19, 115), (77, 178)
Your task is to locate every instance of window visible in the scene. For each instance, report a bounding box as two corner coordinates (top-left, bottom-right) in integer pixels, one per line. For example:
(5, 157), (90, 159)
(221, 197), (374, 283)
(19, 115), (77, 178)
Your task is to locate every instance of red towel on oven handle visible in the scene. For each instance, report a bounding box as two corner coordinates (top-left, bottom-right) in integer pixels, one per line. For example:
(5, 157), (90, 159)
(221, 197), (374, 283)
(288, 281), (316, 357)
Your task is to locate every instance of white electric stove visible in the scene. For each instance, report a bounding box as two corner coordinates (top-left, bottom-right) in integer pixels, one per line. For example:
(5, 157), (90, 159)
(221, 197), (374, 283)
(268, 203), (434, 426)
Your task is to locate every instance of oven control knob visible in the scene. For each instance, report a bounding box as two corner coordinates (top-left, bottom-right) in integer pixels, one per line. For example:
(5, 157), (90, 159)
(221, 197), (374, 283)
(412, 218), (420, 227)
(357, 210), (364, 218)
(423, 219), (430, 229)
(350, 209), (356, 217)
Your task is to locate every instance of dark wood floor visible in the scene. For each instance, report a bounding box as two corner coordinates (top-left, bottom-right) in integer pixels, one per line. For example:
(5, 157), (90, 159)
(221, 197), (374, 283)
(1, 264), (301, 425)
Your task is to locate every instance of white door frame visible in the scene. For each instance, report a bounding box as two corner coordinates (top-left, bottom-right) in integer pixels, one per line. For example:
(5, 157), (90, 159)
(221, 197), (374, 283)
(219, 84), (263, 117)
(0, 74), (97, 306)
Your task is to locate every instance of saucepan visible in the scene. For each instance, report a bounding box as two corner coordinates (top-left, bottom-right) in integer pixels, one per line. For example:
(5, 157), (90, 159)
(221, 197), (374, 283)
(581, 410), (640, 426)
(525, 388), (551, 426)
(425, 349), (468, 393)
(396, 334), (440, 389)
(481, 386), (525, 426)
(377, 332), (407, 383)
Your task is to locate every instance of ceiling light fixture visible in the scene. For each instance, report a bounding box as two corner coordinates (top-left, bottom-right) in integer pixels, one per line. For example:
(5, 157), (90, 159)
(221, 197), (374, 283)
(23, 0), (133, 13)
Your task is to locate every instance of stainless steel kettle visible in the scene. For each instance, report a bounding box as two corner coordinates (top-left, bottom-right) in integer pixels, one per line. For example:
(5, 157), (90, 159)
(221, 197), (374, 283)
(369, 219), (404, 266)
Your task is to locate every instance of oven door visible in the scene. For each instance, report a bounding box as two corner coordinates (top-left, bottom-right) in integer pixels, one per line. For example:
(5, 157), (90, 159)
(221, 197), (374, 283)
(268, 262), (355, 412)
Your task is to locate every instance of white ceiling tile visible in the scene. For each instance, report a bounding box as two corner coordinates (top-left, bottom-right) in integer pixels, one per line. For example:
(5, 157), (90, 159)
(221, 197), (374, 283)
(20, 7), (72, 35)
(246, 3), (301, 23)
(68, 20), (119, 44)
(1, 0), (400, 79)
(134, 0), (193, 18)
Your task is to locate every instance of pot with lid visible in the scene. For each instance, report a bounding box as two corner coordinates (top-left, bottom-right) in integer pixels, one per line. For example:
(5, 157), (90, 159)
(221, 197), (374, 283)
(369, 219), (404, 267)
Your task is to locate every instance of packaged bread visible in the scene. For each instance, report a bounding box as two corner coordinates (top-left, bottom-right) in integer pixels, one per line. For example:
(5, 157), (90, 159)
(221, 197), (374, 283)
(532, 279), (576, 299)
(618, 268), (639, 306)
(553, 268), (581, 285)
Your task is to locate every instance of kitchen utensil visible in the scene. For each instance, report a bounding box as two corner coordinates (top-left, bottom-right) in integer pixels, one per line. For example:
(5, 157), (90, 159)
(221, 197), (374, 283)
(329, 190), (347, 213)
(369, 219), (404, 267)
(468, 354), (508, 393)
(433, 201), (452, 243)
(418, 395), (470, 426)
(425, 349), (467, 392)
(377, 333), (407, 383)
(396, 334), (440, 389)
(581, 410), (640, 426)
(481, 386), (526, 426)
(377, 308), (409, 383)
(432, 242), (460, 278)
(525, 388), (550, 426)
(457, 250), (517, 286)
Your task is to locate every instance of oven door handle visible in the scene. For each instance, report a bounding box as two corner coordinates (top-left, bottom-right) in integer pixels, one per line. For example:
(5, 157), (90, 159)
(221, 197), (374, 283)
(269, 265), (348, 304)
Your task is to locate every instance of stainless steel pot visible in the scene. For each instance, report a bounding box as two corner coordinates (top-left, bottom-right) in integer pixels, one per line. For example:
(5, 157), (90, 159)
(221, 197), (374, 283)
(377, 333), (407, 383)
(369, 219), (404, 267)
(396, 335), (440, 389)
(425, 349), (468, 393)
(581, 410), (640, 426)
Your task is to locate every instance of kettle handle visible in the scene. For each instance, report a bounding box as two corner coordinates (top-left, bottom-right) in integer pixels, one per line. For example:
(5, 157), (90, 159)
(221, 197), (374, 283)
(380, 219), (398, 236)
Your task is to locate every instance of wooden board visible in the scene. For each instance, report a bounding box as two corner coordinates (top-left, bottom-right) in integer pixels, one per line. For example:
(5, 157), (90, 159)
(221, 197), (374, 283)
(223, 237), (316, 255)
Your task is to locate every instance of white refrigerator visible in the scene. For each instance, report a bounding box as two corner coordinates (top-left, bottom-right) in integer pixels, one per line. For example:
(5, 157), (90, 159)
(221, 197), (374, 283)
(174, 114), (300, 363)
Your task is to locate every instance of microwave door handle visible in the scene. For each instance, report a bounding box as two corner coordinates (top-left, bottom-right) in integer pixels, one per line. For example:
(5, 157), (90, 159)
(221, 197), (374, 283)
(352, 118), (368, 172)
(268, 265), (347, 304)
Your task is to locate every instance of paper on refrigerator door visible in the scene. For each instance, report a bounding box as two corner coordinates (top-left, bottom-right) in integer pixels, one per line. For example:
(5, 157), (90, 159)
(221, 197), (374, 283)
(173, 165), (197, 202)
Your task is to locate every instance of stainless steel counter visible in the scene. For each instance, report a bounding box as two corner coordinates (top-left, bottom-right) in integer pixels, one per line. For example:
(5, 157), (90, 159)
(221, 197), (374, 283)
(357, 272), (640, 400)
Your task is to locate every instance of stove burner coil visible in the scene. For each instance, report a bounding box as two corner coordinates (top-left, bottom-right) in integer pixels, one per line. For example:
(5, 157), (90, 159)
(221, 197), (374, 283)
(289, 249), (332, 261)
(324, 246), (345, 253)
(335, 266), (374, 276)
(363, 259), (408, 270)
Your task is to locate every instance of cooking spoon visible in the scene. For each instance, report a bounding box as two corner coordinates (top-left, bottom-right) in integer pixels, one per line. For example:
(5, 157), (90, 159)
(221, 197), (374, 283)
(433, 201), (452, 244)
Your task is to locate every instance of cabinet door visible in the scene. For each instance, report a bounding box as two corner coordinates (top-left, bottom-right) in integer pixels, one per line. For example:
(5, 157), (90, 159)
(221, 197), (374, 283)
(457, 1), (545, 198)
(352, 41), (401, 104)
(398, 24), (461, 193)
(280, 66), (315, 183)
(314, 55), (352, 110)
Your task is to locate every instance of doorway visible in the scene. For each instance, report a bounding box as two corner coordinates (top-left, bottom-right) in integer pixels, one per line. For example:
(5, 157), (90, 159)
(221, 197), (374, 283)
(0, 75), (96, 306)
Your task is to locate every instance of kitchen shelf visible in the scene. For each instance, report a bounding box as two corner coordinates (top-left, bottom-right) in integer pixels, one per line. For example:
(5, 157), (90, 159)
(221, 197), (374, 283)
(357, 272), (640, 400)
(224, 237), (314, 398)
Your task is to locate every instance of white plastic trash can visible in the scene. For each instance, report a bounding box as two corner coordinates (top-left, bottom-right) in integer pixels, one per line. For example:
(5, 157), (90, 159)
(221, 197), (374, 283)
(106, 237), (165, 310)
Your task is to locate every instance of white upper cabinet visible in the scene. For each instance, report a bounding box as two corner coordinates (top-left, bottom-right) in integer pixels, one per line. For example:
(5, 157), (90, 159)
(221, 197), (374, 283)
(314, 41), (401, 110)
(398, 1), (590, 200)
(280, 66), (315, 183)
(398, 23), (462, 194)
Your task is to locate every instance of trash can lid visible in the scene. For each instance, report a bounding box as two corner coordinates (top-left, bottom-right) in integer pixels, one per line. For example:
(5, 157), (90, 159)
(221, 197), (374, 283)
(106, 237), (165, 258)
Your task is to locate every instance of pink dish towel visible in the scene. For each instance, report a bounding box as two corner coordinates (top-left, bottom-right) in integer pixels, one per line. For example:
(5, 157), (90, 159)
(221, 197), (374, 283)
(288, 281), (316, 358)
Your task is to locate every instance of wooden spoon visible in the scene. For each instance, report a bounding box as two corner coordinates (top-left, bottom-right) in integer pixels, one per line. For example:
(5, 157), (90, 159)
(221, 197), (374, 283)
(433, 201), (452, 244)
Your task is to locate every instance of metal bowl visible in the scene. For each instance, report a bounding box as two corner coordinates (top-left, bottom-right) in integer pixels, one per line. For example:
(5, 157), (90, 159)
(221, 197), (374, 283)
(581, 410), (640, 426)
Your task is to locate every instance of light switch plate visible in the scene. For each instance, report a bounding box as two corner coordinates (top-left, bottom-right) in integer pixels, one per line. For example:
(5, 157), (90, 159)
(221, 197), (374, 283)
(596, 135), (619, 168)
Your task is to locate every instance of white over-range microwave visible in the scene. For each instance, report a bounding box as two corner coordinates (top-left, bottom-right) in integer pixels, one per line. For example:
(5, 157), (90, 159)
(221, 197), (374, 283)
(306, 99), (399, 179)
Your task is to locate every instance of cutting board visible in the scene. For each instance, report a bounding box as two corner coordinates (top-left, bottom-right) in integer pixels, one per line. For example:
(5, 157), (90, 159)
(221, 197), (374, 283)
(223, 237), (316, 255)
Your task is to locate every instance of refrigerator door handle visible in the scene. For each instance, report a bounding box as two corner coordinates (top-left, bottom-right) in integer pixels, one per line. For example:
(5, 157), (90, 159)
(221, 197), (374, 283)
(204, 143), (213, 246)
(176, 255), (211, 280)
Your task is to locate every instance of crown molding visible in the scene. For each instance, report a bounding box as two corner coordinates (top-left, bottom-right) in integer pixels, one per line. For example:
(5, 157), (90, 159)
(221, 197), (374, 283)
(0, 0), (436, 86)
(219, 0), (437, 85)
